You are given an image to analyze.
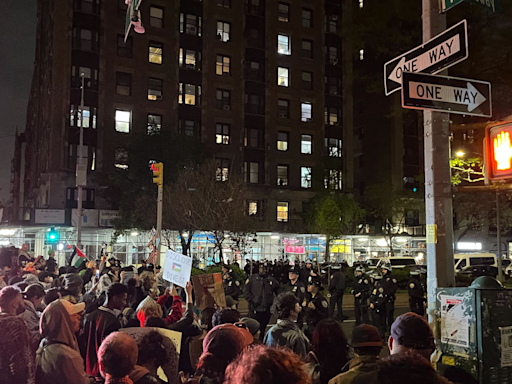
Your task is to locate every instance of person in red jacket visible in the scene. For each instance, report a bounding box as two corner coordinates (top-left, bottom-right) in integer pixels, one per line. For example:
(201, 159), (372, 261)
(156, 284), (184, 325)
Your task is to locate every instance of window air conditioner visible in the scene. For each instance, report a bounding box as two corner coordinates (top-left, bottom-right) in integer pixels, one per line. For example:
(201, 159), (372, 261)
(223, 105), (231, 111)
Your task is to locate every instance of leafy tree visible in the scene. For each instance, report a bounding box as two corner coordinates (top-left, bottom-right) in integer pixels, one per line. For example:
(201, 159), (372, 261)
(450, 157), (485, 186)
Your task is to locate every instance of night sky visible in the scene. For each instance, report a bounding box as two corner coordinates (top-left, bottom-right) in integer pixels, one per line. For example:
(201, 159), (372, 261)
(0, 0), (36, 204)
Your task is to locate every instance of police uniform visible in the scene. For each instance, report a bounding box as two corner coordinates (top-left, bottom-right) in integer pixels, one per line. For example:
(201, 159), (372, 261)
(328, 267), (346, 321)
(408, 271), (425, 316)
(303, 277), (329, 340)
(352, 269), (370, 325)
(381, 266), (398, 333)
(286, 271), (307, 304)
(223, 270), (241, 307)
(243, 268), (280, 340)
(369, 274), (386, 339)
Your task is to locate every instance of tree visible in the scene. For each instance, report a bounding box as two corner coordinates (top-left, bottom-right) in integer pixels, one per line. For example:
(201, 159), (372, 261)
(450, 157), (485, 186)
(306, 192), (365, 261)
(364, 184), (424, 256)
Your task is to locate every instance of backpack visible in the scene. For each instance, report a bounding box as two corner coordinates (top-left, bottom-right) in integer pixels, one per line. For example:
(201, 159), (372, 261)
(304, 351), (321, 384)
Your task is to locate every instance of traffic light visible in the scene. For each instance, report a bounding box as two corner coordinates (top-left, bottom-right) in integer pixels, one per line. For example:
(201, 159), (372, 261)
(151, 162), (163, 187)
(47, 227), (59, 243)
(485, 120), (512, 181)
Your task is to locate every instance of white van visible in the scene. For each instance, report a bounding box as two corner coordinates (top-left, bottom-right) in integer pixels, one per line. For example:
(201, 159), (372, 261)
(376, 257), (417, 269)
(454, 253), (496, 272)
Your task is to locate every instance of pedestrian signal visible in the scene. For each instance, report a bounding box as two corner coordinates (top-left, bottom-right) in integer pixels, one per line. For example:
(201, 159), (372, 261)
(486, 121), (512, 181)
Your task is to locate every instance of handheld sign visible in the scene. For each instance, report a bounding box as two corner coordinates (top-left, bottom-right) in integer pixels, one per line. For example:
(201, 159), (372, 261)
(163, 250), (192, 287)
(192, 273), (227, 310)
(402, 72), (492, 118)
(384, 20), (468, 96)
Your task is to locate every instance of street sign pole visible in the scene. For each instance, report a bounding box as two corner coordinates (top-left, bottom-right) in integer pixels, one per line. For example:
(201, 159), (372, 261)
(422, 0), (455, 325)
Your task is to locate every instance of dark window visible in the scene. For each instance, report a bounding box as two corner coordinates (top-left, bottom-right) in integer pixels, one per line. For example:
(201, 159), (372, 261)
(179, 119), (200, 137)
(216, 89), (232, 110)
(117, 35), (132, 58)
(66, 187), (95, 209)
(327, 15), (338, 33)
(246, 61), (263, 81)
(148, 78), (163, 100)
(218, 0), (230, 8)
(277, 165), (289, 186)
(302, 9), (312, 27)
(277, 132), (289, 151)
(278, 3), (290, 22)
(244, 128), (260, 148)
(150, 6), (164, 28)
(246, 0), (261, 15)
(73, 28), (98, 52)
(326, 76), (341, 95)
(180, 13), (202, 36)
(245, 93), (264, 115)
(116, 72), (131, 96)
(327, 46), (338, 64)
(302, 71), (313, 90)
(244, 162), (259, 184)
(74, 0), (100, 15)
(147, 114), (162, 134)
(302, 39), (313, 59)
(246, 28), (263, 48)
(278, 99), (290, 119)
(216, 123), (230, 145)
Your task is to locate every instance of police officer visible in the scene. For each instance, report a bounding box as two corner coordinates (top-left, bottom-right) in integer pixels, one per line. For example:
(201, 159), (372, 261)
(222, 264), (240, 308)
(352, 266), (370, 325)
(303, 275), (329, 340)
(408, 269), (425, 316)
(381, 264), (398, 334)
(328, 265), (346, 321)
(300, 261), (315, 285)
(285, 265), (307, 304)
(244, 263), (279, 340)
(369, 272), (386, 339)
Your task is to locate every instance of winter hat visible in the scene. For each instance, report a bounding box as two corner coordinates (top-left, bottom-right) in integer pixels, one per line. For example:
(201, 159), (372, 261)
(203, 324), (253, 360)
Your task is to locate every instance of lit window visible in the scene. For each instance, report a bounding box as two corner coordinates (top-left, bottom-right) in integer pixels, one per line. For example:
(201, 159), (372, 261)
(325, 138), (342, 157)
(325, 107), (340, 126)
(217, 21), (231, 42)
(277, 202), (289, 222)
(277, 132), (289, 151)
(248, 201), (258, 216)
(70, 105), (96, 128)
(278, 34), (291, 55)
(149, 7), (164, 28)
(216, 89), (231, 110)
(302, 39), (313, 59)
(302, 9), (312, 28)
(216, 159), (229, 181)
(147, 114), (162, 135)
(244, 128), (259, 148)
(216, 123), (230, 145)
(278, 67), (289, 87)
(325, 170), (342, 190)
(180, 13), (202, 36)
(301, 167), (312, 188)
(115, 110), (131, 133)
(179, 83), (201, 105)
(148, 78), (163, 100)
(277, 165), (289, 186)
(359, 49), (365, 60)
(302, 71), (313, 90)
(149, 42), (163, 64)
(179, 48), (201, 70)
(278, 3), (289, 22)
(217, 0), (230, 8)
(301, 135), (312, 154)
(216, 55), (231, 75)
(278, 99), (290, 119)
(301, 102), (312, 122)
(359, 0), (364, 8)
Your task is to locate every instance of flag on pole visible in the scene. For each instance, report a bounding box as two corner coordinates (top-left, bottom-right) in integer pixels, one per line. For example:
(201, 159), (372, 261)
(147, 249), (158, 265)
(71, 246), (88, 268)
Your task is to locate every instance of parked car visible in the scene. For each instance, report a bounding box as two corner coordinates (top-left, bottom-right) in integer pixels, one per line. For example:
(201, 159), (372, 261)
(366, 258), (381, 269)
(457, 265), (498, 279)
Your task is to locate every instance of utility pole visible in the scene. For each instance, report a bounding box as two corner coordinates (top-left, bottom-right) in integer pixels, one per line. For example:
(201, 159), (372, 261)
(76, 73), (87, 248)
(422, 0), (455, 323)
(496, 188), (504, 283)
(151, 162), (164, 264)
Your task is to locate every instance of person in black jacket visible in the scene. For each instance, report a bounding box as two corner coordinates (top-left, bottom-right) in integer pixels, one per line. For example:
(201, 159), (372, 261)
(328, 266), (346, 321)
(222, 265), (240, 308)
(303, 275), (329, 340)
(369, 272), (386, 339)
(408, 269), (425, 316)
(381, 264), (397, 334)
(243, 263), (279, 340)
(352, 266), (370, 325)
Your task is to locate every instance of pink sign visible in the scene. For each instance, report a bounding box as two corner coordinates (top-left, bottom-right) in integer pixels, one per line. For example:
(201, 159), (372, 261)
(285, 245), (305, 254)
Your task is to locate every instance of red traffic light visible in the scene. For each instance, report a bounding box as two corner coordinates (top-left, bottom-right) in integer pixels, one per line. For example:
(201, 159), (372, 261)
(151, 163), (160, 172)
(485, 121), (512, 181)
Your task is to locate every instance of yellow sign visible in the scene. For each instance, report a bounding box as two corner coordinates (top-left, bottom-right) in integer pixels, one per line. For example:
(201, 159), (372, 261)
(442, 355), (455, 366)
(330, 239), (352, 254)
(427, 224), (437, 244)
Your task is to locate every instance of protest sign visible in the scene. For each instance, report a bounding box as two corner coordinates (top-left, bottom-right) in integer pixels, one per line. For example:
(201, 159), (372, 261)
(192, 273), (227, 310)
(163, 250), (192, 287)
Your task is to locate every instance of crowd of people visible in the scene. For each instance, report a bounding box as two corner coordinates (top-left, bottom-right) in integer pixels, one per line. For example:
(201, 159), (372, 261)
(0, 245), (468, 384)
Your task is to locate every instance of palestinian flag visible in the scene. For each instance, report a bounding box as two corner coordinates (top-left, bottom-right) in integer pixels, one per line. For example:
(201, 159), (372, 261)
(71, 246), (87, 268)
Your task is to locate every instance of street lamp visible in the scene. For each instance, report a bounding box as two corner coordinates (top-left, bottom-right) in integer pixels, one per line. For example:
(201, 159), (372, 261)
(456, 151), (465, 157)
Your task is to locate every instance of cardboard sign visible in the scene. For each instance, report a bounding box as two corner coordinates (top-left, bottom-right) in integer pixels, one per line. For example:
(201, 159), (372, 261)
(163, 250), (192, 287)
(192, 273), (227, 310)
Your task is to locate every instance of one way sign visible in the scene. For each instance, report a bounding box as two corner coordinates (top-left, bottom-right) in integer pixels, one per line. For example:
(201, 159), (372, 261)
(402, 72), (492, 118)
(384, 20), (468, 96)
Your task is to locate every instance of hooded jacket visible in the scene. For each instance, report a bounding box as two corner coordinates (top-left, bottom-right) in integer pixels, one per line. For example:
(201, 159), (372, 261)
(35, 300), (94, 384)
(18, 299), (42, 350)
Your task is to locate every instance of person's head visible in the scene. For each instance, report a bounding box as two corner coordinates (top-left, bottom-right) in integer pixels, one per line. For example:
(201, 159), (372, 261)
(86, 260), (97, 271)
(0, 286), (25, 315)
(139, 271), (156, 290)
(23, 284), (46, 311)
(197, 324), (253, 379)
(371, 352), (442, 384)
(106, 283), (128, 310)
(224, 345), (312, 384)
(351, 324), (383, 357)
(141, 259), (147, 266)
(288, 266), (300, 282)
(58, 266), (67, 276)
(21, 244), (28, 252)
(307, 277), (323, 294)
(62, 273), (83, 299)
(355, 266), (365, 277)
(57, 299), (85, 332)
(39, 300), (84, 350)
(137, 330), (168, 372)
(311, 318), (349, 368)
(136, 296), (163, 327)
(38, 271), (53, 284)
(44, 287), (61, 306)
(258, 264), (267, 276)
(212, 308), (241, 327)
(389, 312), (435, 360)
(98, 332), (138, 379)
(144, 316), (167, 328)
(306, 261), (312, 269)
(200, 307), (217, 331)
(126, 284), (137, 306)
(1, 264), (11, 275)
(382, 264), (391, 275)
(273, 292), (301, 321)
(222, 265), (229, 274)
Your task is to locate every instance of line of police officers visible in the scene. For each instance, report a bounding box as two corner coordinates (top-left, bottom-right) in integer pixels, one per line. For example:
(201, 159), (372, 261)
(223, 261), (425, 341)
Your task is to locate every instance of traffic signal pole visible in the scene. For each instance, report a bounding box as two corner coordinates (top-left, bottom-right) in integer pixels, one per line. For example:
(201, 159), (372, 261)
(76, 73), (86, 248)
(422, 0), (455, 323)
(156, 184), (163, 264)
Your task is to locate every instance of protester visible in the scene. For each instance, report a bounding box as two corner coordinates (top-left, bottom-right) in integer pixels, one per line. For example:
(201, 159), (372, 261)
(224, 345), (312, 384)
(46, 250), (57, 274)
(98, 332), (138, 384)
(18, 244), (34, 268)
(36, 299), (93, 384)
(191, 323), (253, 384)
(264, 291), (309, 356)
(0, 269), (6, 289)
(37, 271), (53, 290)
(134, 271), (158, 308)
(19, 283), (45, 348)
(80, 283), (128, 377)
(329, 325), (383, 384)
(239, 317), (261, 343)
(303, 276), (329, 340)
(130, 330), (179, 384)
(212, 308), (241, 327)
(308, 318), (350, 384)
(60, 273), (83, 303)
(187, 307), (217, 373)
(0, 285), (35, 384)
(155, 284), (184, 325)
(43, 287), (61, 306)
(388, 312), (435, 360)
(121, 283), (138, 327)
